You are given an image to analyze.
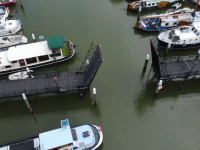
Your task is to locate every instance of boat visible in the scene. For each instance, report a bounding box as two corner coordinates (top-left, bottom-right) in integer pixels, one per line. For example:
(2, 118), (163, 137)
(0, 0), (16, 6)
(127, 0), (183, 12)
(0, 18), (21, 36)
(172, 2), (181, 9)
(0, 35), (75, 75)
(134, 7), (199, 31)
(0, 34), (28, 50)
(157, 21), (200, 49)
(0, 6), (10, 19)
(8, 68), (33, 80)
(0, 119), (103, 150)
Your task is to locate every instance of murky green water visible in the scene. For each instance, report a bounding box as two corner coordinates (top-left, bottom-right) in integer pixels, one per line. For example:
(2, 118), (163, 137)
(1, 0), (200, 149)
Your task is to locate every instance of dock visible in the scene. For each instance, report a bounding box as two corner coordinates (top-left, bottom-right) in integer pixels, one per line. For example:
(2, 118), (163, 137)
(0, 43), (103, 100)
(150, 39), (200, 83)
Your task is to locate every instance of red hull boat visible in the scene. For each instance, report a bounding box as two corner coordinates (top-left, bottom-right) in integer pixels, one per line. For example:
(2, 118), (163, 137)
(0, 0), (16, 6)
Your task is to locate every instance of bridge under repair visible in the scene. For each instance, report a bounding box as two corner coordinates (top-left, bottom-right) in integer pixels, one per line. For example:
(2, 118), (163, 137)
(149, 39), (200, 84)
(0, 43), (103, 108)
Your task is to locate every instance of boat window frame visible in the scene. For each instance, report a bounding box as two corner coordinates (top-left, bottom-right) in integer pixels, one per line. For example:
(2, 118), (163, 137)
(26, 57), (37, 65)
(152, 2), (155, 6)
(38, 55), (49, 62)
(165, 23), (169, 26)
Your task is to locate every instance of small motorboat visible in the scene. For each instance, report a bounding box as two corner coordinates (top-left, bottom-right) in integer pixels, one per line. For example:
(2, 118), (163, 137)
(0, 119), (103, 150)
(0, 34), (28, 50)
(0, 0), (16, 6)
(0, 6), (10, 19)
(8, 69), (33, 80)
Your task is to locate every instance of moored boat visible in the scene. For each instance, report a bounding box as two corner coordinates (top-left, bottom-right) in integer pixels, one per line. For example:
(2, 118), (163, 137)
(0, 119), (103, 150)
(158, 22), (200, 49)
(0, 35), (75, 75)
(134, 7), (198, 31)
(0, 0), (16, 6)
(0, 34), (28, 50)
(127, 0), (183, 12)
(0, 6), (10, 19)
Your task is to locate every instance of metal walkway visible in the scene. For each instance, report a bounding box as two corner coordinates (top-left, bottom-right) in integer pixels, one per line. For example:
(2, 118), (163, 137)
(150, 39), (200, 81)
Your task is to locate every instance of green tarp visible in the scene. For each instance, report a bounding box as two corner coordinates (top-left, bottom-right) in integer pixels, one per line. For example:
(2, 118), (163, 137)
(47, 35), (65, 49)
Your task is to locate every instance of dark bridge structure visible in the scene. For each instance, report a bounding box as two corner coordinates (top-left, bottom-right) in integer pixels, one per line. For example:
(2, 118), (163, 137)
(150, 39), (200, 84)
(0, 43), (103, 101)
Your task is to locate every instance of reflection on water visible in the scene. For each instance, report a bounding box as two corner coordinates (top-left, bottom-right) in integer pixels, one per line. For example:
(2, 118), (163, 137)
(110, 0), (124, 4)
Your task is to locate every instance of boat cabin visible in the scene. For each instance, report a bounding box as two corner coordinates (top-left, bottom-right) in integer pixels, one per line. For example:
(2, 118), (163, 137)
(142, 1), (159, 7)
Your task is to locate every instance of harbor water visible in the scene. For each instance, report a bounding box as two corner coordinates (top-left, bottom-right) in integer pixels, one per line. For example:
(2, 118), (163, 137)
(1, 0), (200, 149)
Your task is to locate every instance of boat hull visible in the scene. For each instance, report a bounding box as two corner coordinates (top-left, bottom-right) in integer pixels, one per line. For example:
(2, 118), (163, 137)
(158, 38), (200, 49)
(0, 0), (16, 6)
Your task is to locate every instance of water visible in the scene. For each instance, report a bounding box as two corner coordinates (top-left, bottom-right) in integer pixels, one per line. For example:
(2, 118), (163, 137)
(1, 0), (200, 149)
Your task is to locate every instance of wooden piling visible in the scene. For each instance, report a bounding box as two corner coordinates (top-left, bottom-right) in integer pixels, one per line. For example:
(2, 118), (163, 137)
(20, 0), (24, 9)
(22, 93), (32, 112)
(154, 80), (162, 96)
(143, 54), (149, 73)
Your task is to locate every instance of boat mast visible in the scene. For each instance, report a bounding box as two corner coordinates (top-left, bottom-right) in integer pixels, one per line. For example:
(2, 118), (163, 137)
(194, 0), (199, 13)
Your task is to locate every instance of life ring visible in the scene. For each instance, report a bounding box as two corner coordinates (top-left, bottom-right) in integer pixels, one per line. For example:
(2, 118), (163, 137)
(139, 24), (142, 29)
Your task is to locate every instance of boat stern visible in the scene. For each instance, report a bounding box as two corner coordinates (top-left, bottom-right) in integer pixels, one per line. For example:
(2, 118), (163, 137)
(91, 125), (103, 150)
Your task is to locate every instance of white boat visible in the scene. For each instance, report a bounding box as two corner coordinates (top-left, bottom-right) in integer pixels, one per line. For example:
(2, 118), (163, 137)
(172, 2), (181, 9)
(0, 35), (75, 75)
(0, 18), (21, 36)
(0, 34), (28, 50)
(8, 69), (33, 80)
(0, 119), (103, 150)
(135, 7), (200, 31)
(0, 6), (10, 19)
(158, 21), (200, 49)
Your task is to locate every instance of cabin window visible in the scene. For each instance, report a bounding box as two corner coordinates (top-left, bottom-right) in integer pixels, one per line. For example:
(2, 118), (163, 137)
(191, 27), (195, 31)
(197, 32), (200, 36)
(4, 65), (12, 68)
(152, 3), (155, 5)
(26, 57), (37, 64)
(8, 23), (12, 25)
(173, 22), (177, 26)
(165, 23), (169, 26)
(11, 60), (17, 64)
(156, 2), (159, 5)
(38, 55), (49, 62)
(148, 3), (151, 6)
(194, 29), (197, 33)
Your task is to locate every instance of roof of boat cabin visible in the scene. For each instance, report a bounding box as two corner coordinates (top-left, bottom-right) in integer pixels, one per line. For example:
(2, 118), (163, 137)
(47, 35), (64, 49)
(7, 41), (52, 61)
(0, 51), (10, 67)
(39, 126), (73, 150)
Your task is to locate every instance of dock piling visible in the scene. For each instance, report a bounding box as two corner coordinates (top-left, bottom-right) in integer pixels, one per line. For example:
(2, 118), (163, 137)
(143, 54), (149, 73)
(93, 88), (97, 106)
(22, 93), (32, 112)
(20, 0), (24, 9)
(154, 80), (162, 96)
(32, 33), (36, 42)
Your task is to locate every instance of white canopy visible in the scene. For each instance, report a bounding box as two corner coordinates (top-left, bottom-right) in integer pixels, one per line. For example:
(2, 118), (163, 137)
(7, 41), (52, 61)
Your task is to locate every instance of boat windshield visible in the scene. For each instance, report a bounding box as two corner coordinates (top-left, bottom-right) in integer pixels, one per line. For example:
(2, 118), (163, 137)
(194, 29), (197, 34)
(197, 32), (200, 36)
(191, 27), (195, 31)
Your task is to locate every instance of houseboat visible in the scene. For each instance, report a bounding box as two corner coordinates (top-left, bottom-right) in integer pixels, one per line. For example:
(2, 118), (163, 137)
(127, 0), (183, 12)
(134, 7), (199, 31)
(0, 34), (28, 50)
(158, 21), (200, 49)
(0, 0), (16, 6)
(0, 35), (75, 75)
(0, 119), (103, 150)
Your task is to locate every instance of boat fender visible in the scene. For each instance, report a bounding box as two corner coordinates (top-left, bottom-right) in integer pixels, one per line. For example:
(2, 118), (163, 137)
(139, 24), (142, 28)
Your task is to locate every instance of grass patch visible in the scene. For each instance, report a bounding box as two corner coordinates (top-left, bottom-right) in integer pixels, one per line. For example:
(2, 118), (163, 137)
(61, 43), (70, 57)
